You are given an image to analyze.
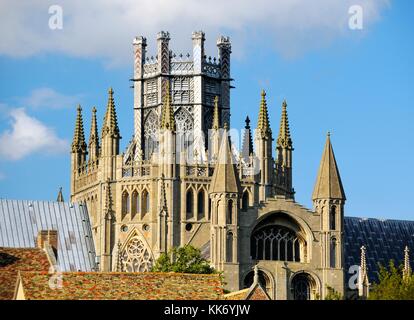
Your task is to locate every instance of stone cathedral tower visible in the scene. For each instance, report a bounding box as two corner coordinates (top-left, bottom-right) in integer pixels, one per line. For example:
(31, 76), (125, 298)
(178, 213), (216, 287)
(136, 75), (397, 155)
(70, 31), (346, 299)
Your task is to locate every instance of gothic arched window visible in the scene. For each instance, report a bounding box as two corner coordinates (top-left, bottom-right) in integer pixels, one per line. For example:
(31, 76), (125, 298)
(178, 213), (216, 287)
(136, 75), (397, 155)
(242, 191), (249, 211)
(197, 190), (205, 220)
(122, 191), (130, 218)
(227, 200), (233, 224)
(292, 273), (314, 300)
(142, 190), (149, 216)
(120, 233), (154, 272)
(330, 206), (336, 230)
(330, 237), (337, 268)
(132, 191), (139, 219)
(144, 110), (159, 160)
(226, 232), (234, 262)
(251, 225), (302, 262)
(186, 190), (194, 220)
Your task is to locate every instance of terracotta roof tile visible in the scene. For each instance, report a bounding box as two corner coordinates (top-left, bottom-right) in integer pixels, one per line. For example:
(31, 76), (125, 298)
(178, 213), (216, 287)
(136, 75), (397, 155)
(0, 247), (51, 300)
(19, 272), (224, 300)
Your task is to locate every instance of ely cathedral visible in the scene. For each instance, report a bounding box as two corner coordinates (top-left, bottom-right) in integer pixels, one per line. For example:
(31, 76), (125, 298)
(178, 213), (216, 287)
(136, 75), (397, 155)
(67, 31), (411, 300)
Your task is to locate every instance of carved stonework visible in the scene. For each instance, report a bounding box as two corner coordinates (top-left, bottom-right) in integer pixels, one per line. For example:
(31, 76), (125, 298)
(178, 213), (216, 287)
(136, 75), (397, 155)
(121, 233), (154, 272)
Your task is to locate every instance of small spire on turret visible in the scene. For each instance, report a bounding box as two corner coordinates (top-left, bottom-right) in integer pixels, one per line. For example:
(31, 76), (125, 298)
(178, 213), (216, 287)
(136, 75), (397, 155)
(160, 80), (176, 131)
(403, 246), (411, 280)
(257, 90), (271, 138)
(88, 106), (99, 160)
(242, 116), (253, 159)
(212, 96), (220, 130)
(57, 187), (64, 202)
(277, 100), (292, 149)
(102, 88), (120, 138)
(71, 104), (87, 154)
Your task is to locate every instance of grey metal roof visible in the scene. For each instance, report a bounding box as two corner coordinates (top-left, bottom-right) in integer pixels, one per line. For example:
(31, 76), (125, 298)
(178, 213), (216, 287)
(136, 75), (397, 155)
(344, 216), (414, 281)
(0, 199), (97, 272)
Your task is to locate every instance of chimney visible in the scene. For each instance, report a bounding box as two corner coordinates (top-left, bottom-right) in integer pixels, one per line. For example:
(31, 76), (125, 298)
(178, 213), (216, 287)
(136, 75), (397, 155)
(37, 230), (58, 257)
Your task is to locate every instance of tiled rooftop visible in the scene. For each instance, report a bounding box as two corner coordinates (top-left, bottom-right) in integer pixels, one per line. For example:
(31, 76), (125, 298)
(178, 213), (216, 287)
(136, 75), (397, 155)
(0, 247), (51, 300)
(18, 272), (224, 300)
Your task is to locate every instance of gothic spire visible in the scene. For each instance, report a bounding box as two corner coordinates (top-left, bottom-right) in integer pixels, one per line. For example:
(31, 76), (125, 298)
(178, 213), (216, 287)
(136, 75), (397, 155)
(242, 116), (253, 159)
(102, 88), (120, 138)
(277, 100), (292, 149)
(312, 133), (346, 201)
(404, 246), (411, 280)
(56, 187), (64, 202)
(71, 104), (87, 153)
(160, 80), (175, 131)
(212, 96), (220, 130)
(257, 90), (271, 138)
(210, 126), (241, 194)
(88, 106), (99, 159)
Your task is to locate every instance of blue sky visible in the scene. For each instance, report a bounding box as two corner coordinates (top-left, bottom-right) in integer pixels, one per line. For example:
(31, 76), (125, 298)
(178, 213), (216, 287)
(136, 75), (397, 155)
(0, 1), (413, 220)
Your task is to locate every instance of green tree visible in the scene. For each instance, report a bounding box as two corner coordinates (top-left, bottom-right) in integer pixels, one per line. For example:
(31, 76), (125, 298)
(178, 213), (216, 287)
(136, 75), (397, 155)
(369, 260), (414, 300)
(151, 245), (216, 274)
(324, 285), (343, 300)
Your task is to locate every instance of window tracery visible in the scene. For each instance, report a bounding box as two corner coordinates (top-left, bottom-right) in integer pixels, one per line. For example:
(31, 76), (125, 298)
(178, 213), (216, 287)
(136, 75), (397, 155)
(120, 234), (153, 272)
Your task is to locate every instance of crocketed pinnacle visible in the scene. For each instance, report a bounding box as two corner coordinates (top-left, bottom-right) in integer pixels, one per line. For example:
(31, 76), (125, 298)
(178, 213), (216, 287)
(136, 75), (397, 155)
(102, 88), (120, 138)
(71, 104), (87, 153)
(89, 107), (99, 150)
(257, 90), (271, 138)
(404, 246), (411, 280)
(104, 178), (113, 219)
(277, 100), (292, 149)
(160, 81), (176, 131)
(212, 96), (220, 130)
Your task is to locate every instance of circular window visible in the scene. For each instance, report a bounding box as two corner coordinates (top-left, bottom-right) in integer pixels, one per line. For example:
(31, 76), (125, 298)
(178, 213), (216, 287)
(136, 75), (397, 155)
(185, 223), (193, 232)
(142, 224), (150, 232)
(121, 225), (128, 232)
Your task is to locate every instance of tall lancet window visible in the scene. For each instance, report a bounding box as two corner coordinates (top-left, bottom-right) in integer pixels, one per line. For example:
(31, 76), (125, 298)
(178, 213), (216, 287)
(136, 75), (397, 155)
(330, 206), (336, 230)
(122, 191), (130, 218)
(242, 192), (249, 211)
(186, 190), (194, 220)
(132, 191), (139, 219)
(142, 190), (149, 216)
(330, 237), (337, 268)
(226, 232), (234, 262)
(197, 190), (205, 220)
(227, 200), (233, 225)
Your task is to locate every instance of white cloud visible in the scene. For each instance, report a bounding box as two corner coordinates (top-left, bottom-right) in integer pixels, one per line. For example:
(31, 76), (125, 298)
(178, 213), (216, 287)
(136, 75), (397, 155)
(18, 87), (83, 109)
(0, 108), (69, 160)
(0, 0), (390, 65)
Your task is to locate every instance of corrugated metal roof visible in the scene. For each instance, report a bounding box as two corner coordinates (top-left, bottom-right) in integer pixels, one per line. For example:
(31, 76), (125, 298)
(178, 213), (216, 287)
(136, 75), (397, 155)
(0, 199), (97, 272)
(344, 216), (414, 282)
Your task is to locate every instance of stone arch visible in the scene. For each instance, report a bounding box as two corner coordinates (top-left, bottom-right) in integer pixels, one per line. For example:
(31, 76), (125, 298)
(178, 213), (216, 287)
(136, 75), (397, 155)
(141, 189), (150, 217)
(289, 271), (321, 300)
(120, 229), (154, 272)
(241, 190), (249, 211)
(186, 187), (195, 220)
(131, 189), (139, 219)
(122, 190), (130, 219)
(250, 211), (311, 263)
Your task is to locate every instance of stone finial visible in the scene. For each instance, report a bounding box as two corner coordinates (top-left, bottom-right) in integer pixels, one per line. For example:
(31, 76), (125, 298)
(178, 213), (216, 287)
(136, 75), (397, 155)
(71, 104), (87, 153)
(403, 246), (411, 280)
(257, 90), (271, 138)
(212, 96), (220, 130)
(57, 187), (64, 202)
(253, 265), (259, 284)
(276, 99), (292, 149)
(160, 80), (176, 131)
(157, 31), (170, 40)
(133, 36), (147, 45)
